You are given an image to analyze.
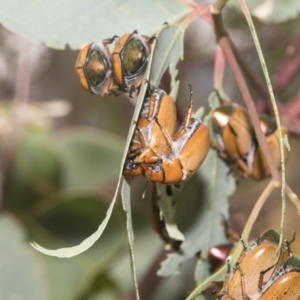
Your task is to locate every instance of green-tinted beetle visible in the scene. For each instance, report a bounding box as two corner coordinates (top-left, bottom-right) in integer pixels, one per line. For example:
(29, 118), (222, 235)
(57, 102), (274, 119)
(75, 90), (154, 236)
(110, 31), (155, 95)
(75, 42), (119, 96)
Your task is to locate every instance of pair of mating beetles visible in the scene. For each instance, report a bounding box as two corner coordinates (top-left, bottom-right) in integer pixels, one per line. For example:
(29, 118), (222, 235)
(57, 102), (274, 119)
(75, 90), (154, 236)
(211, 96), (289, 180)
(75, 31), (154, 97)
(206, 229), (300, 299)
(123, 84), (211, 184)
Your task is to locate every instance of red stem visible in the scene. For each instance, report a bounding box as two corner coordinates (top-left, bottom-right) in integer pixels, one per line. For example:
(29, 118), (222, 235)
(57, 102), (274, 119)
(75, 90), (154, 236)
(219, 37), (280, 181)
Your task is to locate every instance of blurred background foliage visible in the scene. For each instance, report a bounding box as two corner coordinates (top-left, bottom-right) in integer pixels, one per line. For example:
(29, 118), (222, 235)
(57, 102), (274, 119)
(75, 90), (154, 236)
(0, 0), (299, 299)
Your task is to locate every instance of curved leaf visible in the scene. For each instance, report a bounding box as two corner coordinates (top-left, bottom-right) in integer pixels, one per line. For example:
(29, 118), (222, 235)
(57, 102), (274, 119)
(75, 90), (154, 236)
(0, 0), (190, 49)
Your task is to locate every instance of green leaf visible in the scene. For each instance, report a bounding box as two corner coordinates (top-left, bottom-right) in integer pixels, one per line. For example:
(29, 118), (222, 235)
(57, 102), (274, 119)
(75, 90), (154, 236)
(56, 127), (125, 188)
(27, 190), (125, 300)
(0, 0), (190, 49)
(0, 214), (48, 300)
(229, 0), (300, 23)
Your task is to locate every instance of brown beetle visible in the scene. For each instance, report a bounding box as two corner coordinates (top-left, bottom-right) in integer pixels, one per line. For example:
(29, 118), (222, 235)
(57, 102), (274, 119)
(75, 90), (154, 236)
(142, 86), (210, 184)
(259, 256), (300, 299)
(123, 84), (176, 177)
(110, 31), (154, 95)
(75, 42), (119, 96)
(212, 102), (255, 177)
(252, 115), (289, 180)
(206, 229), (291, 299)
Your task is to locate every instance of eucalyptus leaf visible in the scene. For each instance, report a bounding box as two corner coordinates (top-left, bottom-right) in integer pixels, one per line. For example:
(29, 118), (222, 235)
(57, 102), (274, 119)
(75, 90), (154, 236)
(0, 0), (190, 49)
(229, 0), (300, 23)
(27, 190), (125, 300)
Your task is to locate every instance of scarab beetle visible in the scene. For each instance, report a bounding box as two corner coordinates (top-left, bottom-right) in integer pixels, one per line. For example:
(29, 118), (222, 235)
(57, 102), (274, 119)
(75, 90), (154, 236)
(206, 229), (291, 299)
(212, 102), (255, 177)
(258, 256), (300, 299)
(123, 84), (176, 177)
(110, 31), (154, 95)
(252, 115), (289, 180)
(142, 86), (210, 184)
(75, 42), (119, 96)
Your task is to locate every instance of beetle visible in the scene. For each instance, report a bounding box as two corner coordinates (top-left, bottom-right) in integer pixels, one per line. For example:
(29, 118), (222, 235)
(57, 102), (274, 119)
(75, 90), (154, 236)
(205, 229), (291, 299)
(258, 256), (300, 300)
(212, 102), (255, 177)
(123, 84), (176, 177)
(142, 86), (211, 184)
(109, 31), (155, 95)
(252, 115), (289, 180)
(75, 41), (119, 96)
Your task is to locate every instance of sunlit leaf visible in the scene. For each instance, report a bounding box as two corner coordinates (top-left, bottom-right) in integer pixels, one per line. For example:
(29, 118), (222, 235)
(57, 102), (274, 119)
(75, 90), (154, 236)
(0, 0), (190, 49)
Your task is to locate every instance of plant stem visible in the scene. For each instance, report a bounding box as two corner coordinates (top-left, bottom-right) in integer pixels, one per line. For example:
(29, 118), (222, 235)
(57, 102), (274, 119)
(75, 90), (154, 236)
(123, 247), (166, 300)
(214, 45), (225, 89)
(218, 36), (280, 181)
(238, 0), (287, 257)
(241, 181), (275, 244)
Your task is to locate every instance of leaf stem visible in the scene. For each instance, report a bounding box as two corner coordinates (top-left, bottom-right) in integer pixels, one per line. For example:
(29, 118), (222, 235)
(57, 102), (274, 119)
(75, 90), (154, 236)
(238, 0), (286, 257)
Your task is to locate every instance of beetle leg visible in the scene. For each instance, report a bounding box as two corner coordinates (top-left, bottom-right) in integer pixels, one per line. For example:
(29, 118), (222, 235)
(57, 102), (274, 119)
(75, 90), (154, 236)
(285, 231), (296, 254)
(155, 117), (173, 150)
(182, 84), (194, 129)
(103, 35), (119, 45)
(235, 263), (251, 300)
(142, 34), (157, 45)
(202, 281), (225, 297)
(223, 259), (231, 292)
(258, 263), (276, 291)
(236, 158), (252, 176)
(109, 86), (121, 97)
(210, 141), (222, 151)
(129, 85), (137, 98)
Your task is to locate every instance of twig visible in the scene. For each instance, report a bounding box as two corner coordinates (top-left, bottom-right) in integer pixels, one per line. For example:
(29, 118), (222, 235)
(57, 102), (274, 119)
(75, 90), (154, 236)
(123, 247), (166, 300)
(217, 35), (281, 182)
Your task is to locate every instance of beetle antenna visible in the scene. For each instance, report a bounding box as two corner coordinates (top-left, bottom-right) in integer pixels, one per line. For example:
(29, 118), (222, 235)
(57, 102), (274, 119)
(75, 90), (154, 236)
(183, 84), (194, 128)
(103, 35), (119, 45)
